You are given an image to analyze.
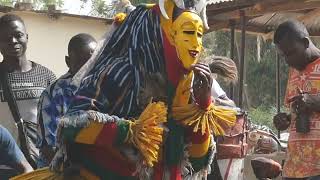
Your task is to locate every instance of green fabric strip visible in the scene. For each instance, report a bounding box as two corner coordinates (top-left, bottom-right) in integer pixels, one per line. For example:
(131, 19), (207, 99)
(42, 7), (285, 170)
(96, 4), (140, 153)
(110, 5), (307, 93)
(189, 152), (210, 172)
(167, 82), (176, 108)
(165, 83), (185, 166)
(63, 127), (82, 143)
(165, 119), (185, 166)
(115, 120), (130, 145)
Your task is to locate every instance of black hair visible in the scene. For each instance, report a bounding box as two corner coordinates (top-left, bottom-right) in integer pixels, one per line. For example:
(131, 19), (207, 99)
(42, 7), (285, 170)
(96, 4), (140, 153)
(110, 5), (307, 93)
(67, 33), (96, 55)
(274, 20), (309, 44)
(0, 14), (25, 30)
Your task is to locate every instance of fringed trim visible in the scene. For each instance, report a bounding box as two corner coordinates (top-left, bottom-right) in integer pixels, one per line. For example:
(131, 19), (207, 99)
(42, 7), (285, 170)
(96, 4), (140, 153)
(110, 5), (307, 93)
(56, 110), (124, 147)
(206, 135), (216, 175)
(127, 101), (167, 167)
(51, 102), (167, 173)
(172, 103), (237, 136)
(50, 142), (67, 172)
(119, 147), (155, 180)
(136, 157), (155, 180)
(50, 110), (125, 172)
(181, 135), (216, 180)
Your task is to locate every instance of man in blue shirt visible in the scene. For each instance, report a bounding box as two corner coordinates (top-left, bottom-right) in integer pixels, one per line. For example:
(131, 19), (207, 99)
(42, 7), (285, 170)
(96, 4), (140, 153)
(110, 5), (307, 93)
(36, 33), (97, 167)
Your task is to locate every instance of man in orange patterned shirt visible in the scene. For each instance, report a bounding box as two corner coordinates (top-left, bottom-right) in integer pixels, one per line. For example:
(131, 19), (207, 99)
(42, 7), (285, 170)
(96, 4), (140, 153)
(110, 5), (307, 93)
(273, 20), (320, 180)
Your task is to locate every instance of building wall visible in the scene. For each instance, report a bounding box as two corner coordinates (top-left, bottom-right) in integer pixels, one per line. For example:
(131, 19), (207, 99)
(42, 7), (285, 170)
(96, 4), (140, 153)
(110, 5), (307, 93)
(0, 11), (110, 77)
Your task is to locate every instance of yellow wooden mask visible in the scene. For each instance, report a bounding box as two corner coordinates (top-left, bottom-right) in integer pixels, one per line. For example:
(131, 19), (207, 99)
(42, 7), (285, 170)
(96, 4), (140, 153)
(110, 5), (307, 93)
(171, 11), (204, 70)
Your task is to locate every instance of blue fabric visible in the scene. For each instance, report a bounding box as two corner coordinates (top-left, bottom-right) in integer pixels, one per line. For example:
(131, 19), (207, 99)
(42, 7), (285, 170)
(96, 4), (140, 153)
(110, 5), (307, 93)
(36, 72), (75, 167)
(0, 125), (25, 165)
(66, 5), (164, 119)
(36, 72), (74, 148)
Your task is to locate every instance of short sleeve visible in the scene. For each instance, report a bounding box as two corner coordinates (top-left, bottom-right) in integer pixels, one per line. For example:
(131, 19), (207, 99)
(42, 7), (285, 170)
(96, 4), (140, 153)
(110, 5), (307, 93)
(47, 71), (57, 86)
(211, 79), (226, 98)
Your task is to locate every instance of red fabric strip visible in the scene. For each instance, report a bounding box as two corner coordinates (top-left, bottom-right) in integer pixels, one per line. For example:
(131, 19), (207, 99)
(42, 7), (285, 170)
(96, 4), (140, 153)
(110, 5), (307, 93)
(81, 146), (136, 177)
(154, 162), (164, 180)
(170, 165), (182, 180)
(95, 122), (118, 146)
(186, 127), (210, 144)
(162, 29), (188, 87)
(196, 96), (212, 110)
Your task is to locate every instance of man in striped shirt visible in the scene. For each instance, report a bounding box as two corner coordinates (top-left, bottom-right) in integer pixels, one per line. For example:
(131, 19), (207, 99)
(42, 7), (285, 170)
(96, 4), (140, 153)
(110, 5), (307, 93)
(0, 13), (56, 176)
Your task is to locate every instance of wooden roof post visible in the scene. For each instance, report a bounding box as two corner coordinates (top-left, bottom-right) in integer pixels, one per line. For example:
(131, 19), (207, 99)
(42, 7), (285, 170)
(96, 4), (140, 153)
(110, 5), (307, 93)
(276, 51), (281, 138)
(229, 19), (235, 100)
(238, 10), (246, 109)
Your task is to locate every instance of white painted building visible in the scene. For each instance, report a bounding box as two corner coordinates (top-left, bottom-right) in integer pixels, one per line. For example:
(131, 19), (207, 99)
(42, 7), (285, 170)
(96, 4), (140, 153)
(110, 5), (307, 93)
(0, 4), (112, 76)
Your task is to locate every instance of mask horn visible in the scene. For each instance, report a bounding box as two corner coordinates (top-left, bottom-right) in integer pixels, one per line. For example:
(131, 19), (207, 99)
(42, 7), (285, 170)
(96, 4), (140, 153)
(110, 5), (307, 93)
(159, 0), (169, 19)
(200, 5), (209, 30)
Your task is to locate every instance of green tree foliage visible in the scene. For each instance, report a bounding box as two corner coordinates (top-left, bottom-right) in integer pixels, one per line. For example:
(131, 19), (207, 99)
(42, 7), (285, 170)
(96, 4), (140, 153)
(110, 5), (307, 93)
(203, 31), (290, 130)
(86, 0), (110, 17)
(131, 0), (155, 5)
(0, 0), (13, 6)
(79, 0), (155, 18)
(249, 105), (277, 132)
(204, 31), (289, 108)
(245, 38), (288, 108)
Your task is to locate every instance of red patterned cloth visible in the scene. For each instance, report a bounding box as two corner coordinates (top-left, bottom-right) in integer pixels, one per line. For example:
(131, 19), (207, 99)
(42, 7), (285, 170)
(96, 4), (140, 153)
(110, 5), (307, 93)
(284, 58), (320, 178)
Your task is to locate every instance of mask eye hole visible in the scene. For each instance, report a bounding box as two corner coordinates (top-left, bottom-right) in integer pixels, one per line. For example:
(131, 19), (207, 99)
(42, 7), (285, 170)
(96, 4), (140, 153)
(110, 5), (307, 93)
(183, 31), (195, 35)
(197, 32), (203, 38)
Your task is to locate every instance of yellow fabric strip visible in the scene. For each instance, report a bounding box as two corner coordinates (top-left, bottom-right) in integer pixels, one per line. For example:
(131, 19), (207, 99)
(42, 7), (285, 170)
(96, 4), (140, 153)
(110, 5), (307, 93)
(80, 167), (100, 180)
(188, 135), (211, 158)
(75, 122), (104, 145)
(172, 72), (193, 107)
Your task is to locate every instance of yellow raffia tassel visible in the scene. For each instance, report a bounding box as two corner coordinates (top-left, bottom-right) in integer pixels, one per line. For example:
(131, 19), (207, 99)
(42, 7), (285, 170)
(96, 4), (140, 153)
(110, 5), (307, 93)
(10, 167), (61, 180)
(126, 101), (167, 167)
(10, 167), (99, 180)
(114, 13), (127, 24)
(172, 103), (237, 136)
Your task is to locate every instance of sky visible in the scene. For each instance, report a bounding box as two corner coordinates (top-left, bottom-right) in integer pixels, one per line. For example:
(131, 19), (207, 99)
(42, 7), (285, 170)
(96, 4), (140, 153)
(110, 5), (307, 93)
(62, 0), (111, 15)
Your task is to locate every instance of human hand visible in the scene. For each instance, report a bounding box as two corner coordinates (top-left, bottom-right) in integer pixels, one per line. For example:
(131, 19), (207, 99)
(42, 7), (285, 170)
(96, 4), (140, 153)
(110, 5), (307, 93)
(191, 63), (213, 109)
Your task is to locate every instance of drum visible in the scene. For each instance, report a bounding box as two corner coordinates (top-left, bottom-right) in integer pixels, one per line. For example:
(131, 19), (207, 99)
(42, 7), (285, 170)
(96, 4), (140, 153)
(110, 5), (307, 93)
(216, 109), (249, 159)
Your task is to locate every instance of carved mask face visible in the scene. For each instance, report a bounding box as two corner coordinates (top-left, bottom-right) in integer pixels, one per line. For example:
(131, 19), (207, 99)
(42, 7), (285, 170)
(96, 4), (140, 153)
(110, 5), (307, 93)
(171, 11), (203, 70)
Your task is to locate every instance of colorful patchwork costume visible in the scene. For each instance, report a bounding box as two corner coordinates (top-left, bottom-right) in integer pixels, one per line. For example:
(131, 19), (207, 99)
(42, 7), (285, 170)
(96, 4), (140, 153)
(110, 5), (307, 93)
(12, 0), (236, 179)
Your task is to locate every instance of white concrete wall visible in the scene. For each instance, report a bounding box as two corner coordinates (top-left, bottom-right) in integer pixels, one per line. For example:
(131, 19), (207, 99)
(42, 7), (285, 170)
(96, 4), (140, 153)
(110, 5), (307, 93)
(0, 11), (110, 77)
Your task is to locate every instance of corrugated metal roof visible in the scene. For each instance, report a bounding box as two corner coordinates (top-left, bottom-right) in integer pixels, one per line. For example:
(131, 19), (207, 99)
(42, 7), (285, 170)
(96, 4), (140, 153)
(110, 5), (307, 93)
(207, 0), (234, 5)
(246, 10), (320, 36)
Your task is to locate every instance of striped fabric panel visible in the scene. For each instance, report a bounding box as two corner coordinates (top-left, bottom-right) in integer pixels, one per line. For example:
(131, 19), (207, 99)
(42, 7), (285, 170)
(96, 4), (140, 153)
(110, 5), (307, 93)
(63, 121), (130, 146)
(188, 136), (211, 158)
(75, 122), (104, 144)
(187, 130), (210, 158)
(68, 5), (165, 120)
